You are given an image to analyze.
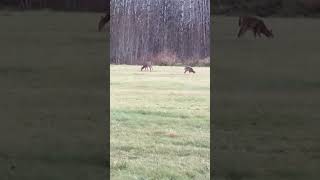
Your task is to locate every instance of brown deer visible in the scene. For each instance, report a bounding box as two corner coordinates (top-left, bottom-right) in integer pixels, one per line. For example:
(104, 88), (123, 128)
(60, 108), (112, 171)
(184, 66), (195, 73)
(98, 3), (110, 32)
(141, 61), (153, 72)
(238, 16), (274, 38)
(98, 13), (110, 32)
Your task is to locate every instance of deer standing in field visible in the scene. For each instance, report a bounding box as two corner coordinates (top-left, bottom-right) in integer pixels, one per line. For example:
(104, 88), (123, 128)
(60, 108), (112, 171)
(184, 66), (195, 73)
(141, 61), (153, 72)
(98, 3), (110, 32)
(238, 16), (274, 38)
(98, 13), (110, 32)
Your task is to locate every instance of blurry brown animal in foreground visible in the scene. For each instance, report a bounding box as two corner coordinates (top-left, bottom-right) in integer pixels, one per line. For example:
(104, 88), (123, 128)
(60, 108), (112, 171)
(238, 16), (274, 38)
(184, 66), (195, 73)
(141, 61), (153, 71)
(98, 14), (110, 32)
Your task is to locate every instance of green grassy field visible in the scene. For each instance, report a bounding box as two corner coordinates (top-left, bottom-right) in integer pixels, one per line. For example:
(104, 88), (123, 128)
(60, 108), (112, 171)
(212, 16), (320, 180)
(0, 11), (107, 179)
(110, 65), (210, 179)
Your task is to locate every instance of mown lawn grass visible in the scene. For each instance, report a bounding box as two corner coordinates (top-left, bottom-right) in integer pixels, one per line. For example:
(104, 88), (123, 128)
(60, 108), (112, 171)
(111, 65), (210, 179)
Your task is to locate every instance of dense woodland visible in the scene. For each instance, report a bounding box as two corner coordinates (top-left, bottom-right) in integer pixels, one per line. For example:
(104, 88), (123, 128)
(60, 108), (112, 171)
(110, 0), (210, 65)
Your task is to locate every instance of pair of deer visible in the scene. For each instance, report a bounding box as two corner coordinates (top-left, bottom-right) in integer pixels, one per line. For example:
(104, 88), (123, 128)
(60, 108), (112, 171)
(98, 13), (195, 74)
(141, 62), (195, 74)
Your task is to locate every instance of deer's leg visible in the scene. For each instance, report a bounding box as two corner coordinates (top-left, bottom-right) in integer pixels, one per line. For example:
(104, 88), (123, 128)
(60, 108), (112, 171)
(237, 28), (242, 38)
(253, 27), (257, 38)
(258, 32), (262, 37)
(256, 29), (260, 37)
(256, 27), (262, 38)
(237, 26), (247, 38)
(254, 29), (258, 38)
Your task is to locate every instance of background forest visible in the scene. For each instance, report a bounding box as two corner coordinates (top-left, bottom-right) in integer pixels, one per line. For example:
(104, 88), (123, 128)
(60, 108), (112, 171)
(110, 0), (210, 66)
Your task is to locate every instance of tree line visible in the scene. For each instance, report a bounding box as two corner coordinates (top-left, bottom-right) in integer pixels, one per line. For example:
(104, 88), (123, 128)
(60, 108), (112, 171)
(110, 0), (210, 66)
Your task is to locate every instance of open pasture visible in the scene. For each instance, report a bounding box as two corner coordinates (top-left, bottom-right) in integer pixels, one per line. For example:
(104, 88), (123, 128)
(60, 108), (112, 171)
(213, 16), (320, 180)
(110, 65), (210, 179)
